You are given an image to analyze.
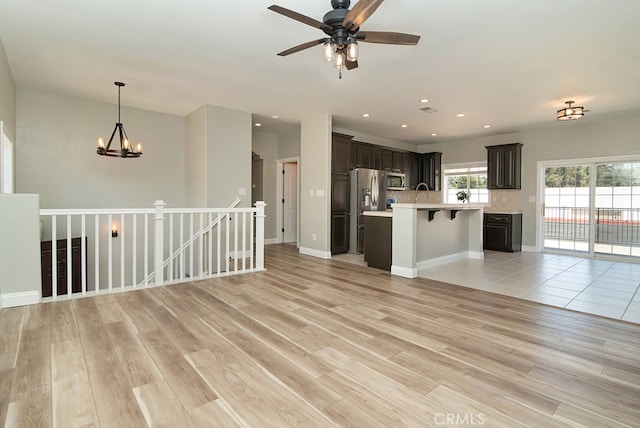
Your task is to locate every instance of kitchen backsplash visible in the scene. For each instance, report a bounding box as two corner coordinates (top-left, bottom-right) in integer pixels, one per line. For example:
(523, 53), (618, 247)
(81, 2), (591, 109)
(388, 190), (442, 204)
(387, 188), (521, 212)
(486, 189), (522, 213)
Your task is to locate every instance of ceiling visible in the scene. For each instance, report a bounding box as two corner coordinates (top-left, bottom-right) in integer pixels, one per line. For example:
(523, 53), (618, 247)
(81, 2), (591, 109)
(1, 0), (639, 146)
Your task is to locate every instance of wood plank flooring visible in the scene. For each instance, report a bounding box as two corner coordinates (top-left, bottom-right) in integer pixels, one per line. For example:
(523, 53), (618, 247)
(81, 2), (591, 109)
(1, 243), (639, 427)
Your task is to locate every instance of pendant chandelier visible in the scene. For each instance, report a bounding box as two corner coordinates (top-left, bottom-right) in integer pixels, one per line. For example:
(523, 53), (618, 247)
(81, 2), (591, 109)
(557, 100), (585, 121)
(97, 82), (142, 158)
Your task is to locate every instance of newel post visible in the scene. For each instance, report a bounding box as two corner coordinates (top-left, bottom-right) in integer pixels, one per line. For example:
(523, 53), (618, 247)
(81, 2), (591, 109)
(154, 200), (166, 285)
(255, 201), (266, 270)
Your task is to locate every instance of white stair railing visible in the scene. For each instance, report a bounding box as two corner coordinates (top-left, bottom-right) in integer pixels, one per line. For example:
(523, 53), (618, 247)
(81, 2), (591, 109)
(38, 200), (265, 301)
(141, 198), (241, 285)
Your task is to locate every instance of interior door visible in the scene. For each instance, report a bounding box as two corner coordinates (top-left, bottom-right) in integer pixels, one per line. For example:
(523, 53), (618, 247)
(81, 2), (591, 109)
(283, 162), (298, 243)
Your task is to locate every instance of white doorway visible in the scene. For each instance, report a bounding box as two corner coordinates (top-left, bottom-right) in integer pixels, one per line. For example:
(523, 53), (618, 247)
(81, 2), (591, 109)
(1, 122), (15, 194)
(277, 157), (299, 245)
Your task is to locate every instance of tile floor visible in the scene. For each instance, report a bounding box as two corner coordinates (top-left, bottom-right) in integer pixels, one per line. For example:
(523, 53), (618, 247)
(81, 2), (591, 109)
(332, 251), (640, 324)
(418, 251), (640, 324)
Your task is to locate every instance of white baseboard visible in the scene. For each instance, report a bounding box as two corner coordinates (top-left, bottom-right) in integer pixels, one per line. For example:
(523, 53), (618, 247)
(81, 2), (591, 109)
(0, 291), (40, 308)
(416, 251), (483, 271)
(264, 238), (280, 245)
(299, 246), (331, 259)
(391, 265), (418, 278)
(522, 245), (538, 252)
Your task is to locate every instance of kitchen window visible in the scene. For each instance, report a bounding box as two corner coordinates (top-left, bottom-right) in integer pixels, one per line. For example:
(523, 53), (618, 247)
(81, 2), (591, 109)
(443, 163), (489, 204)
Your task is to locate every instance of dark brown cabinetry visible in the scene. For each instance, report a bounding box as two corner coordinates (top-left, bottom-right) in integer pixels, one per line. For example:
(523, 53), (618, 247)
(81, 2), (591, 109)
(41, 237), (85, 297)
(372, 147), (383, 170)
(382, 149), (393, 171)
(349, 141), (374, 169)
(486, 143), (522, 189)
(483, 213), (522, 252)
(417, 152), (442, 191)
(331, 133), (352, 254)
(364, 215), (392, 271)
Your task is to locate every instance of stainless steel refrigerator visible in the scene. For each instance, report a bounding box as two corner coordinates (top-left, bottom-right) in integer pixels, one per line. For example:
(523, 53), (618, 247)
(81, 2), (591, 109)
(350, 168), (387, 253)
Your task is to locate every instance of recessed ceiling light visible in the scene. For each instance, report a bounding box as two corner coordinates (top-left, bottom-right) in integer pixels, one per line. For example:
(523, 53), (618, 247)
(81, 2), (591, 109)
(430, 133), (438, 137)
(483, 124), (491, 128)
(254, 123), (262, 127)
(400, 124), (408, 128)
(362, 113), (370, 118)
(272, 115), (280, 119)
(456, 113), (466, 118)
(419, 99), (429, 103)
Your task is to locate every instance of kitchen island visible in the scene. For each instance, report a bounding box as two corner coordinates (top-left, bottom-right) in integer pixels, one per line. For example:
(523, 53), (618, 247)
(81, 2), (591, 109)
(365, 203), (484, 278)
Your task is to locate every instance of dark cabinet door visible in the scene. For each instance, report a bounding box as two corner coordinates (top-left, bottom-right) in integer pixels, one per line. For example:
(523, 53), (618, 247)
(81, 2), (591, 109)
(382, 150), (393, 170)
(41, 237), (84, 297)
(392, 151), (403, 171)
(372, 147), (383, 170)
(483, 213), (522, 252)
(483, 223), (511, 251)
(410, 154), (420, 190)
(486, 143), (522, 189)
(418, 152), (442, 191)
(331, 174), (350, 254)
(332, 133), (352, 174)
(401, 152), (413, 188)
(356, 142), (373, 169)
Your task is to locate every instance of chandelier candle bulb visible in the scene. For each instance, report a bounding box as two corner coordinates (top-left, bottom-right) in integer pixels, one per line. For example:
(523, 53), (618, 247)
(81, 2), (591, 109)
(135, 143), (142, 153)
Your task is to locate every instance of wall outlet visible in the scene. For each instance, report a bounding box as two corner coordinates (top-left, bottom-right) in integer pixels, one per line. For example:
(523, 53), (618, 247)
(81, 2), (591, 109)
(316, 189), (325, 197)
(239, 187), (246, 196)
(312, 233), (317, 241)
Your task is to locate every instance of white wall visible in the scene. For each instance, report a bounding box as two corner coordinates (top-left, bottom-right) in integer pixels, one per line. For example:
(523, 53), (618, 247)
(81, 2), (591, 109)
(252, 129), (278, 240)
(0, 37), (16, 142)
(0, 194), (40, 306)
(299, 115), (332, 258)
(205, 105), (252, 208)
(16, 88), (186, 209)
(418, 108), (640, 248)
(185, 105), (206, 207)
(278, 128), (301, 159)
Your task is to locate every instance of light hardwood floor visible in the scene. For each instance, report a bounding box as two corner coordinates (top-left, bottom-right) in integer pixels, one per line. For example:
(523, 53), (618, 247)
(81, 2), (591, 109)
(1, 244), (640, 427)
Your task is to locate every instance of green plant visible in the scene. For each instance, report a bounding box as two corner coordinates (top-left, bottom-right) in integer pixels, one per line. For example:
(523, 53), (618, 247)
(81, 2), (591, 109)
(456, 190), (470, 202)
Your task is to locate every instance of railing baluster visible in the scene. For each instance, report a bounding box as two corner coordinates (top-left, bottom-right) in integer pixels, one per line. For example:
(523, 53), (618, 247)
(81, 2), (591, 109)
(67, 215), (72, 297)
(189, 213), (194, 279)
(250, 209), (254, 270)
(108, 214), (113, 292)
(169, 213), (174, 281)
(234, 212), (239, 272)
(180, 213), (184, 281)
(199, 213), (204, 279)
(144, 213), (149, 287)
(132, 214), (137, 288)
(81, 215), (86, 294)
(95, 214), (100, 293)
(208, 212), (213, 278)
(217, 213), (222, 276)
(51, 215), (57, 299)
(242, 212), (246, 271)
(120, 214), (125, 290)
(226, 212), (230, 273)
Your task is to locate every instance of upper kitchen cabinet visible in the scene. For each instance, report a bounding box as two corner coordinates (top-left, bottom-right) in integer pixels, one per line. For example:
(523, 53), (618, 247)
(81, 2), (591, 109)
(486, 143), (523, 189)
(349, 141), (374, 169)
(382, 149), (393, 170)
(417, 152), (442, 191)
(331, 133), (352, 174)
(372, 146), (383, 170)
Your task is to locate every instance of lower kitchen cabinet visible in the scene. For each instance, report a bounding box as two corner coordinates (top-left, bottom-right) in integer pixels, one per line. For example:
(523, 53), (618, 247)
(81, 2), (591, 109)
(363, 215), (392, 270)
(483, 213), (522, 252)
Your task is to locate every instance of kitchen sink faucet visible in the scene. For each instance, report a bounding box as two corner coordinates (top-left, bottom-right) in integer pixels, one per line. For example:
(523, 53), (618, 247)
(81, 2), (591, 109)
(415, 182), (429, 203)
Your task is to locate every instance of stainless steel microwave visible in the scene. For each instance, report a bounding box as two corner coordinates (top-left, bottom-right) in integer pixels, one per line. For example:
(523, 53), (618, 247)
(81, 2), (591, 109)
(387, 172), (406, 190)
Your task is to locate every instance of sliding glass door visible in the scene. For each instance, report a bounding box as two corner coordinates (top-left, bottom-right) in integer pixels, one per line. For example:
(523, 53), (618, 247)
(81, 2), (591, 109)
(542, 160), (640, 259)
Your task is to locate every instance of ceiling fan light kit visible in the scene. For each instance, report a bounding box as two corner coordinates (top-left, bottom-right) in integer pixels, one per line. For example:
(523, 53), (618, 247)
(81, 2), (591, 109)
(557, 100), (585, 121)
(268, 0), (420, 78)
(97, 82), (143, 158)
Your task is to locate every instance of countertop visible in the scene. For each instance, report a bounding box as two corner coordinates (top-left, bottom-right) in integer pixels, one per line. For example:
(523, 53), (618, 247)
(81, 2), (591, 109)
(391, 203), (485, 210)
(484, 210), (523, 214)
(363, 210), (393, 217)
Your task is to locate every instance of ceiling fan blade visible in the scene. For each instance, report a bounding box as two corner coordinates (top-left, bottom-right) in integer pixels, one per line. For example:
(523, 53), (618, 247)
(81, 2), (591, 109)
(343, 0), (384, 31)
(359, 31), (421, 45)
(345, 59), (359, 70)
(268, 5), (332, 32)
(276, 39), (325, 57)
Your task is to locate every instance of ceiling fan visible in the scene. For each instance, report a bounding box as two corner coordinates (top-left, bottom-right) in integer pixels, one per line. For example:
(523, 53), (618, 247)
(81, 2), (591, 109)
(268, 0), (420, 77)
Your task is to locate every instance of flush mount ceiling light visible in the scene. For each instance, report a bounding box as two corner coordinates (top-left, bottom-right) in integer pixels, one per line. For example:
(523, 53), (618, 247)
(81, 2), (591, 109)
(97, 82), (142, 158)
(557, 100), (585, 121)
